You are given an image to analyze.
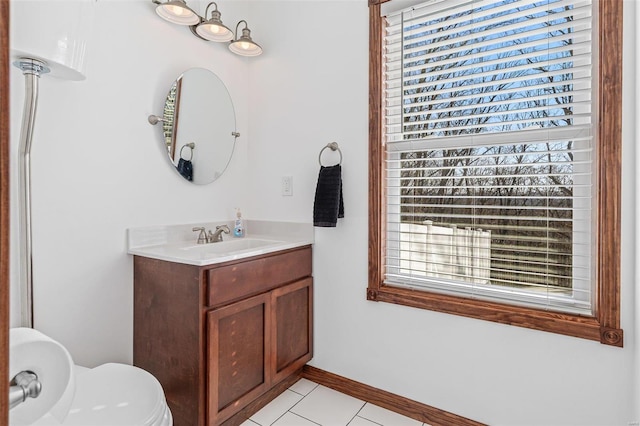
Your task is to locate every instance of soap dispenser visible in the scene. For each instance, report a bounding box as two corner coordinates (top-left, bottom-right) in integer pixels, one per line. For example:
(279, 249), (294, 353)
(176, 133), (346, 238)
(233, 209), (245, 238)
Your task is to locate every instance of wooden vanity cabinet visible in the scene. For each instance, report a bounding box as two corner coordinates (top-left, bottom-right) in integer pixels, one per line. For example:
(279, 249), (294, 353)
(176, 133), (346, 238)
(133, 246), (313, 426)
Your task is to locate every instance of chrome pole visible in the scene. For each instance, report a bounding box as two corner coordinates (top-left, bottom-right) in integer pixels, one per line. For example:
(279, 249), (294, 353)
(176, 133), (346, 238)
(13, 58), (49, 328)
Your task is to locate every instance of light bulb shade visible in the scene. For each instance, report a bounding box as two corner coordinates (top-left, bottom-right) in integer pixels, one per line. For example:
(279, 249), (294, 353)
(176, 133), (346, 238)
(196, 23), (233, 41)
(229, 27), (262, 57)
(195, 10), (233, 42)
(155, 0), (199, 25)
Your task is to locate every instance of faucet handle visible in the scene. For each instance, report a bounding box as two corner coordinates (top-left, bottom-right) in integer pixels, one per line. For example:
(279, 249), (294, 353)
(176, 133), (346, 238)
(192, 227), (207, 244)
(216, 225), (231, 233)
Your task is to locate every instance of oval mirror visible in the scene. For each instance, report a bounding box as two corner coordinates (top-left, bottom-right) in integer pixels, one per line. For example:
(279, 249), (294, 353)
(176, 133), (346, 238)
(157, 68), (237, 184)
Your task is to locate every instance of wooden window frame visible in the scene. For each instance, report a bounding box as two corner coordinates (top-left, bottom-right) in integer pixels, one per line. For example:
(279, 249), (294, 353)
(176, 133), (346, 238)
(367, 0), (624, 347)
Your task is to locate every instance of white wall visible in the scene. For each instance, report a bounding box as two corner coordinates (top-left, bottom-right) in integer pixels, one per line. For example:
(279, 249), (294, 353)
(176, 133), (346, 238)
(246, 1), (638, 425)
(9, 0), (252, 366)
(8, 0), (638, 424)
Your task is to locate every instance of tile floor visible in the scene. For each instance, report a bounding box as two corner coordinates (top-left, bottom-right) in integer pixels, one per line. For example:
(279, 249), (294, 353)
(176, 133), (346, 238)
(241, 378), (430, 426)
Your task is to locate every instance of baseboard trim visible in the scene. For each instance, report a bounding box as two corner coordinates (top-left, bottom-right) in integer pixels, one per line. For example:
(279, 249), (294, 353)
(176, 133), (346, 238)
(301, 365), (485, 426)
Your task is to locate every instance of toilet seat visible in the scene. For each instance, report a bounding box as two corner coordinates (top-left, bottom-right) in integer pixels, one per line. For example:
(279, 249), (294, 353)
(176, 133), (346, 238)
(32, 364), (172, 426)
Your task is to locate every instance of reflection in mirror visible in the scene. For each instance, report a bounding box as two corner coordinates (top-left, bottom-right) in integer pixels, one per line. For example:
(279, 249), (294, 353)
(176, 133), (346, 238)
(160, 68), (237, 184)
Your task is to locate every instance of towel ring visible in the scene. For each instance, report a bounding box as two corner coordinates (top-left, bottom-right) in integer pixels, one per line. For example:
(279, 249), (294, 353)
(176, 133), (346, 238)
(318, 142), (342, 166)
(180, 142), (195, 161)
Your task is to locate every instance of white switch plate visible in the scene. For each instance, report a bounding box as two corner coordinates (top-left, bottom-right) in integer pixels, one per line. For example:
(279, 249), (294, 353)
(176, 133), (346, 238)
(282, 176), (293, 196)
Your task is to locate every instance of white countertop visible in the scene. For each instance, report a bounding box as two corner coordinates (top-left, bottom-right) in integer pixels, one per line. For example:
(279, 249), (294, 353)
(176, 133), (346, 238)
(127, 220), (314, 266)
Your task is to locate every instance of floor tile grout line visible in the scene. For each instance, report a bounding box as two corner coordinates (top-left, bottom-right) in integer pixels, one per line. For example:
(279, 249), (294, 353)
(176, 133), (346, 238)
(272, 384), (318, 425)
(355, 402), (368, 417)
(289, 382), (319, 397)
(268, 388), (315, 426)
(287, 385), (314, 413)
(343, 401), (367, 426)
(355, 400), (383, 425)
(353, 415), (384, 426)
(266, 409), (289, 426)
(250, 386), (308, 426)
(355, 400), (427, 426)
(285, 411), (323, 425)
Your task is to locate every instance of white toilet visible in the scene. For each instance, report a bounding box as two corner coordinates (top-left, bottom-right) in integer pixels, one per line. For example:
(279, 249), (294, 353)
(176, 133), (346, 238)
(10, 328), (172, 426)
(30, 364), (173, 426)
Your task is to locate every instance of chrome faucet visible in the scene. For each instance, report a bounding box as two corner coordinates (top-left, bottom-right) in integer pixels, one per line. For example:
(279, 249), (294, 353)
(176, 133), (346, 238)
(193, 225), (230, 244)
(209, 225), (230, 243)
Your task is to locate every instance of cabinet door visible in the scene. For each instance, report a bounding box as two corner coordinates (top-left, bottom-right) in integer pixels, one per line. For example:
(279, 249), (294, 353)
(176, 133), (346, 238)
(271, 278), (313, 384)
(207, 293), (271, 425)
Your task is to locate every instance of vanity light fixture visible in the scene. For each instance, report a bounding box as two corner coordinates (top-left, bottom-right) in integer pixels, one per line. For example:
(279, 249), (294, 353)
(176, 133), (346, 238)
(229, 20), (262, 57)
(151, 1), (262, 56)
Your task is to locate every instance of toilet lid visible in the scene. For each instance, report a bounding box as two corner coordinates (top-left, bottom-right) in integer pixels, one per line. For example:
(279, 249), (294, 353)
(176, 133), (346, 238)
(61, 363), (171, 426)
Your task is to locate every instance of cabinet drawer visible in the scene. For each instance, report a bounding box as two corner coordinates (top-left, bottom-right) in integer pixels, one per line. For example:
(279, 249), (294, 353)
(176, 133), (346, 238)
(206, 246), (311, 308)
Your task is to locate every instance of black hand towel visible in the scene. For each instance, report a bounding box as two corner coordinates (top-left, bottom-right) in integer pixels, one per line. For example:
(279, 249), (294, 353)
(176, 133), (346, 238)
(177, 158), (193, 181)
(313, 164), (344, 227)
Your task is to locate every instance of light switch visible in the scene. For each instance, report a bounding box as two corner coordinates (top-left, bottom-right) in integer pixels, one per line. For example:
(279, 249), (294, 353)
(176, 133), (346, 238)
(282, 176), (293, 196)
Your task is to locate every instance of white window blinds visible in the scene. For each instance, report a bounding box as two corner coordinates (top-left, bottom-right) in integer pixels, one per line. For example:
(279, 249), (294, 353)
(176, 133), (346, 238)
(383, 0), (594, 314)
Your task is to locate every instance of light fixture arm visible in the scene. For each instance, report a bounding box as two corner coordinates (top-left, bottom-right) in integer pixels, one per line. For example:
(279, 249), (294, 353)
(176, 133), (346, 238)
(233, 20), (249, 39)
(204, 2), (220, 18)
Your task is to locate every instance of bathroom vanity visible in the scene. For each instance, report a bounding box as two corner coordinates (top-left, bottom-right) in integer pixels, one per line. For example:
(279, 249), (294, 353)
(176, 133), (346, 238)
(129, 222), (313, 426)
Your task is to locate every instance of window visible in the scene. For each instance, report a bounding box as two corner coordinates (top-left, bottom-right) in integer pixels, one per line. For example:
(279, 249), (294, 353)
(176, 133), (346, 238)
(367, 0), (623, 346)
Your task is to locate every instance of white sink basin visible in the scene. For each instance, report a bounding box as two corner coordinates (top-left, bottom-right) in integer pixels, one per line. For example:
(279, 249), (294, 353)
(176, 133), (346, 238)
(128, 221), (314, 266)
(179, 238), (283, 255)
